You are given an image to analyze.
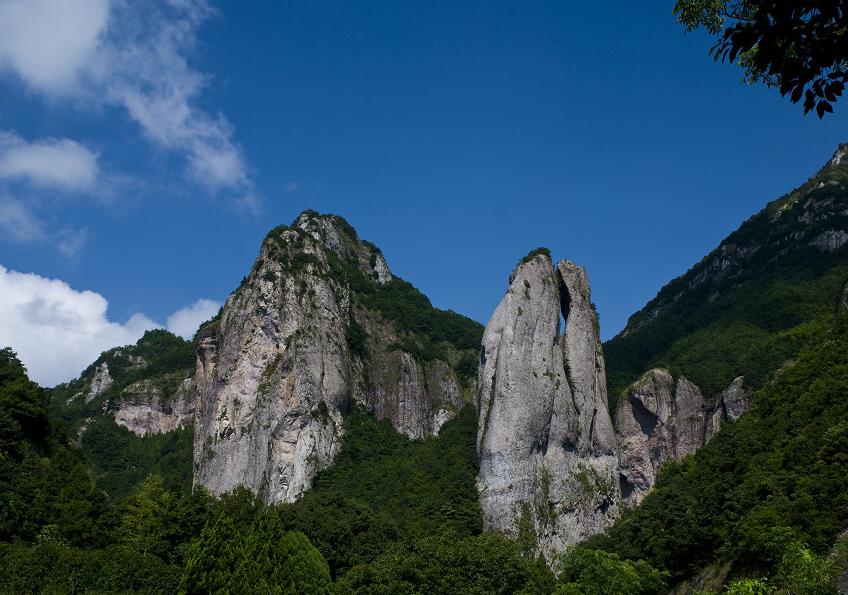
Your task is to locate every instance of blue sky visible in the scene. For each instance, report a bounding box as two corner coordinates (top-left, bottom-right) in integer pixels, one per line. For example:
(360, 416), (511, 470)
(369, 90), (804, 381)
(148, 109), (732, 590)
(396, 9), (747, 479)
(0, 0), (846, 385)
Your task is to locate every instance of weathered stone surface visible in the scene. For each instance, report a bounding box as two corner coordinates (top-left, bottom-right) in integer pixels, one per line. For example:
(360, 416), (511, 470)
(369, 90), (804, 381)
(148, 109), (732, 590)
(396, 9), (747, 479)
(476, 254), (619, 558)
(193, 212), (467, 503)
(719, 376), (750, 422)
(811, 229), (848, 252)
(85, 362), (112, 403)
(114, 376), (196, 436)
(616, 371), (750, 506)
(294, 211), (393, 284)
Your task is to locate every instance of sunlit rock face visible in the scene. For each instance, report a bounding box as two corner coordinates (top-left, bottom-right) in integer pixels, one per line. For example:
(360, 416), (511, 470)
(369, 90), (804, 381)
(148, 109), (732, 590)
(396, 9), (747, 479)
(476, 253), (620, 558)
(114, 376), (196, 436)
(192, 211), (465, 503)
(85, 362), (112, 403)
(615, 371), (750, 506)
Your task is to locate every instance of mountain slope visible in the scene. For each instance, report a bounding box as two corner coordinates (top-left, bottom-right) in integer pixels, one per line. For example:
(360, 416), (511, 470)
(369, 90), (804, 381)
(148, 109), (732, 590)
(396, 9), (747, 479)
(605, 144), (848, 405)
(49, 330), (197, 499)
(588, 304), (848, 587)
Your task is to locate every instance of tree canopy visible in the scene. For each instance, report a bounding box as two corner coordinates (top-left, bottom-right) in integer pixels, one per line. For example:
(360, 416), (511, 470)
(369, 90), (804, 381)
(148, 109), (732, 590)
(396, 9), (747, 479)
(674, 1), (848, 116)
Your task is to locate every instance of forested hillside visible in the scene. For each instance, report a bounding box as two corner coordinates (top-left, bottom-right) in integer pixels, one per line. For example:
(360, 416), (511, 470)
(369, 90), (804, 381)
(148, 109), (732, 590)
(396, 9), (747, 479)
(589, 308), (848, 592)
(1, 348), (660, 593)
(605, 146), (848, 405)
(49, 330), (196, 501)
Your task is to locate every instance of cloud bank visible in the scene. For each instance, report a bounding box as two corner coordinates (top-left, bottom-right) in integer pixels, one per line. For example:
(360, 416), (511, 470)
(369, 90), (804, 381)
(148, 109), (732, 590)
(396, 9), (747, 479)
(0, 265), (219, 386)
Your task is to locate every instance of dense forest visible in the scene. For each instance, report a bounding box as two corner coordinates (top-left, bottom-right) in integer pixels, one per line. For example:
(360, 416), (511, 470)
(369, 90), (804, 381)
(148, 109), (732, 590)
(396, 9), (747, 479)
(3, 308), (848, 592)
(0, 347), (661, 593)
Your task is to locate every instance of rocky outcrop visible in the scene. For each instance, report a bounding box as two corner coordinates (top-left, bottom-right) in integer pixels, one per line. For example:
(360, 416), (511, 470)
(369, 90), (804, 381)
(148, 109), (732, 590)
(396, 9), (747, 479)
(811, 229), (848, 251)
(476, 253), (620, 558)
(192, 211), (469, 503)
(85, 362), (112, 403)
(114, 376), (196, 436)
(616, 371), (750, 506)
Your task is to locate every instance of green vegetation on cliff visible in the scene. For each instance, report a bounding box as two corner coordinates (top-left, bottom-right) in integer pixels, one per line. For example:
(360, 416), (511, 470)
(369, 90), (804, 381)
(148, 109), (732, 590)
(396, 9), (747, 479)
(51, 329), (194, 431)
(605, 150), (848, 405)
(261, 212), (484, 384)
(49, 330), (196, 500)
(590, 315), (848, 589)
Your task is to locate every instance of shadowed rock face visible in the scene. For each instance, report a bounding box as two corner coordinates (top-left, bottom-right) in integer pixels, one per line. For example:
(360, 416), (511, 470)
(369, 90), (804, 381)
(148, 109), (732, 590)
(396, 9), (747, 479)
(476, 254), (620, 558)
(616, 371), (750, 506)
(192, 211), (465, 503)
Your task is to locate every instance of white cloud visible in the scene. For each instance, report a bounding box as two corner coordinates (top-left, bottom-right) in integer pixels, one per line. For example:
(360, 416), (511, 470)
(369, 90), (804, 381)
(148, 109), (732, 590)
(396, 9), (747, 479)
(166, 298), (220, 339)
(0, 133), (99, 259)
(0, 0), (257, 206)
(0, 0), (109, 93)
(57, 228), (90, 261)
(0, 265), (218, 386)
(0, 196), (44, 242)
(0, 132), (100, 190)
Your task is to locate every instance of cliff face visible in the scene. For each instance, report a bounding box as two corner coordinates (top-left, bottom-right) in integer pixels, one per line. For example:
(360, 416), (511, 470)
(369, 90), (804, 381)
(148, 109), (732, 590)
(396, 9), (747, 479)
(476, 253), (620, 557)
(50, 330), (196, 438)
(192, 211), (475, 503)
(113, 376), (196, 436)
(615, 370), (750, 506)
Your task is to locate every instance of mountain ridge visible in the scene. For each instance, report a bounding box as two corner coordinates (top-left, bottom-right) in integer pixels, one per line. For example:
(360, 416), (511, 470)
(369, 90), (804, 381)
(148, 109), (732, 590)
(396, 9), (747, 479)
(604, 143), (848, 403)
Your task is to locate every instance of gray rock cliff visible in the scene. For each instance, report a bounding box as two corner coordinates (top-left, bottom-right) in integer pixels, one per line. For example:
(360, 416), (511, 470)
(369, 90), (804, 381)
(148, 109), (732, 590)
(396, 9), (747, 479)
(114, 376), (196, 436)
(85, 362), (113, 403)
(616, 371), (750, 506)
(192, 211), (469, 503)
(476, 253), (620, 557)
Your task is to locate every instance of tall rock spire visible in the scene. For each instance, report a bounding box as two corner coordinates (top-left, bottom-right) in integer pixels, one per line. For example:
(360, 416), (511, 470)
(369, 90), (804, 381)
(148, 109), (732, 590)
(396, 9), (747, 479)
(476, 252), (620, 557)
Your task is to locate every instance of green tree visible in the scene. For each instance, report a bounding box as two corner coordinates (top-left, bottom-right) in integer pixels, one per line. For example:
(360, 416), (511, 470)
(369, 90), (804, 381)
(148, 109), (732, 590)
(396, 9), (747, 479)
(0, 347), (47, 451)
(181, 514), (244, 594)
(117, 474), (178, 561)
(674, 1), (848, 116)
(181, 511), (332, 594)
(336, 532), (556, 594)
(724, 578), (774, 594)
(554, 547), (668, 595)
(775, 541), (839, 594)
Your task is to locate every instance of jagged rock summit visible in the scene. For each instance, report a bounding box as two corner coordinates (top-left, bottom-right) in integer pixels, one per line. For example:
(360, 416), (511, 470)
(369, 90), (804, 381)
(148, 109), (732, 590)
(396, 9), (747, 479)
(615, 370), (750, 506)
(476, 250), (620, 557)
(192, 210), (479, 503)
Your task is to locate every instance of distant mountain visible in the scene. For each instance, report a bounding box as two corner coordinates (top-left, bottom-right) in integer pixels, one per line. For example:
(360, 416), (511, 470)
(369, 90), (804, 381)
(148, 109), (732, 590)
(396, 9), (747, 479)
(605, 144), (848, 405)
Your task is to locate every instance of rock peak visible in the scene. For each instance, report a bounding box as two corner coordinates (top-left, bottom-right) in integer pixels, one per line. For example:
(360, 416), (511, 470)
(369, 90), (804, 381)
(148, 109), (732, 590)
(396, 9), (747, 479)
(192, 211), (467, 503)
(830, 143), (848, 167)
(477, 253), (619, 558)
(288, 210), (392, 284)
